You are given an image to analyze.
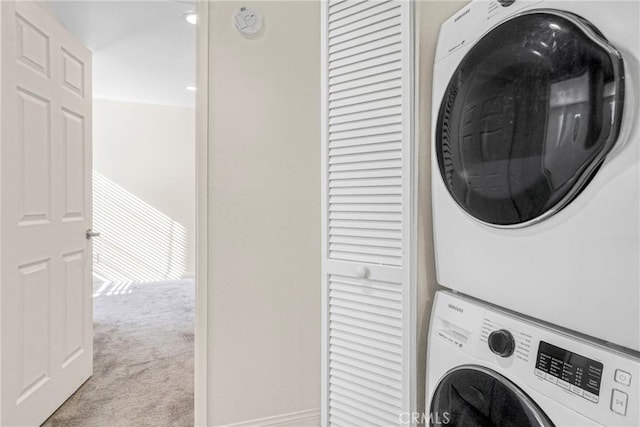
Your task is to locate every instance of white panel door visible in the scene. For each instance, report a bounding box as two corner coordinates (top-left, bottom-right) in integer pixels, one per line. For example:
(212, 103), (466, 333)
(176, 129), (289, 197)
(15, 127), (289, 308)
(0, 2), (93, 425)
(321, 1), (415, 425)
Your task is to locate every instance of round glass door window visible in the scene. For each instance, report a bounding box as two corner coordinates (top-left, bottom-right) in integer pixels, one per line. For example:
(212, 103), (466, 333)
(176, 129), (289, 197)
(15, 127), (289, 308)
(436, 11), (625, 227)
(430, 366), (554, 427)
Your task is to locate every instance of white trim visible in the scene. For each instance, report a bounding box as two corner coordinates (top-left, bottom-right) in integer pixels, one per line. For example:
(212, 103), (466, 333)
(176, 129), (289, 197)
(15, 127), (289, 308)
(406, 2), (418, 423)
(222, 409), (321, 427)
(398, 1), (417, 421)
(194, 1), (209, 426)
(319, 1), (329, 425)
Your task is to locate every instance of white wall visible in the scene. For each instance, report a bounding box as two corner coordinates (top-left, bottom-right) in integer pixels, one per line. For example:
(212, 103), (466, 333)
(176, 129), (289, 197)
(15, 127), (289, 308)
(206, 1), (321, 426)
(93, 99), (196, 280)
(416, 0), (469, 416)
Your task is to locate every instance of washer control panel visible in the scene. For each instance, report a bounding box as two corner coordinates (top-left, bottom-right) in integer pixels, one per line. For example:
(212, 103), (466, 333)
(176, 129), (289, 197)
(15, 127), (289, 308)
(534, 341), (603, 403)
(432, 291), (640, 426)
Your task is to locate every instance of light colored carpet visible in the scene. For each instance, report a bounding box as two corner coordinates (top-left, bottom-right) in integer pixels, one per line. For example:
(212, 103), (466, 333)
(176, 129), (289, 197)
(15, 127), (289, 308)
(43, 279), (194, 427)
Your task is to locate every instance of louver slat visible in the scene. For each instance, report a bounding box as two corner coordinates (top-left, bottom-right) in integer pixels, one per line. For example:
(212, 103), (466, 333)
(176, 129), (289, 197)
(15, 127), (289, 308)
(330, 329), (402, 355)
(329, 96), (401, 119)
(330, 336), (401, 362)
(329, 35), (402, 64)
(329, 298), (402, 322)
(331, 384), (401, 416)
(323, 0), (413, 425)
(329, 142), (401, 157)
(330, 305), (401, 329)
(328, 60), (400, 86)
(329, 408), (376, 427)
(330, 373), (403, 404)
(330, 398), (399, 426)
(329, 42), (401, 72)
(329, 51), (402, 79)
(329, 4), (400, 38)
(329, 0), (391, 25)
(329, 18), (401, 49)
(329, 105), (402, 126)
(329, 81), (401, 106)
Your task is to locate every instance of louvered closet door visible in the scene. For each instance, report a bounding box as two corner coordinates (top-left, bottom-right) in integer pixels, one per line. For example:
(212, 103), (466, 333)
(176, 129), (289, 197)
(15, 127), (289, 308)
(321, 1), (415, 426)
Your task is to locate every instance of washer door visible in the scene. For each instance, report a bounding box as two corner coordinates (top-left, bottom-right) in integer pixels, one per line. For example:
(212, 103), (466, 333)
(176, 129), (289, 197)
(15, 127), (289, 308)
(430, 366), (554, 427)
(436, 10), (624, 227)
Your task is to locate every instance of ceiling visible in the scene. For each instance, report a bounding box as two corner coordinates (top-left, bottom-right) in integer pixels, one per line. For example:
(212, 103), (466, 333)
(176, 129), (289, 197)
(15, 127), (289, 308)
(49, 0), (196, 107)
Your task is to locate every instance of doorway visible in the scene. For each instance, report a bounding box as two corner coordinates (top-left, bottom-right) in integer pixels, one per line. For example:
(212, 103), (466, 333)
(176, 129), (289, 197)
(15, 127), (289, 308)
(43, 1), (196, 425)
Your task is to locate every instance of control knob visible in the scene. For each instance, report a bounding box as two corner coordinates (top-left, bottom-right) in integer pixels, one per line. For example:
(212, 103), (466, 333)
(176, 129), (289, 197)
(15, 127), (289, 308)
(488, 329), (515, 357)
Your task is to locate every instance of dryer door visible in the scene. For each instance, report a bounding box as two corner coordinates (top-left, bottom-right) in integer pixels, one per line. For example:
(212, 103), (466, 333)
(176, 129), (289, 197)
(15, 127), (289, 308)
(429, 366), (554, 426)
(435, 10), (624, 227)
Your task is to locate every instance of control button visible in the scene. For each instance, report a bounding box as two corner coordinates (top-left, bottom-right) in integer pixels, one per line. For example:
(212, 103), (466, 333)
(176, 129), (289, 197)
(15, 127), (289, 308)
(615, 369), (632, 386)
(557, 380), (571, 390)
(488, 329), (515, 357)
(611, 389), (628, 416)
(535, 369), (545, 378)
(570, 385), (583, 397)
(583, 392), (599, 403)
(545, 374), (557, 385)
(498, 0), (516, 6)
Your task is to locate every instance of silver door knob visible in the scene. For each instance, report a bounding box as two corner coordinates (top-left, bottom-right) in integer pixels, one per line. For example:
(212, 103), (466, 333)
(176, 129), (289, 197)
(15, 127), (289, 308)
(86, 229), (101, 240)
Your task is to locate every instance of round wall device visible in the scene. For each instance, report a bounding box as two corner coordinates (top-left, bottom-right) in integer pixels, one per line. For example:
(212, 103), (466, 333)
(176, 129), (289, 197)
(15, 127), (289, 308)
(233, 7), (263, 38)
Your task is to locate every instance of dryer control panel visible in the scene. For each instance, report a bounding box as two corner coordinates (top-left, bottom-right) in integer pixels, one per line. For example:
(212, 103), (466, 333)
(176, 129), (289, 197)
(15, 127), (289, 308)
(430, 291), (640, 426)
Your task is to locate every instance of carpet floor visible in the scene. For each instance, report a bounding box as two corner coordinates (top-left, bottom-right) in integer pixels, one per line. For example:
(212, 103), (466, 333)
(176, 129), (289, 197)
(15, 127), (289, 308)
(42, 279), (195, 427)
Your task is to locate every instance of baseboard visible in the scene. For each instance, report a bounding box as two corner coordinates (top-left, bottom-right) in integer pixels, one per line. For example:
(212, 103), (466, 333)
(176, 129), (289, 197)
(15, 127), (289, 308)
(222, 409), (320, 427)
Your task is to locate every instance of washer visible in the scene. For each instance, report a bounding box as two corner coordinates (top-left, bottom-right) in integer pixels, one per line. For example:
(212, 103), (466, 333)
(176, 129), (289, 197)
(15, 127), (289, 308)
(426, 291), (640, 426)
(431, 0), (640, 351)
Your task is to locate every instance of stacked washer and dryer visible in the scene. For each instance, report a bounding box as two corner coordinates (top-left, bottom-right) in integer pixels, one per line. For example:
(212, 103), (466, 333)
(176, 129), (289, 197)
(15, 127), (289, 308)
(427, 0), (640, 425)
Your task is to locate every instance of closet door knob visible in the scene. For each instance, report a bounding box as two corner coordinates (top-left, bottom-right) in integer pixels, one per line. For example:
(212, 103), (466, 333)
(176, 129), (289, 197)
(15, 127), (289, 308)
(355, 266), (369, 279)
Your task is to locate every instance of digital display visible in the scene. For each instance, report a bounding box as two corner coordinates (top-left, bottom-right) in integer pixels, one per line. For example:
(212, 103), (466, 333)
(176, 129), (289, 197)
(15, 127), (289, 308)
(535, 341), (603, 396)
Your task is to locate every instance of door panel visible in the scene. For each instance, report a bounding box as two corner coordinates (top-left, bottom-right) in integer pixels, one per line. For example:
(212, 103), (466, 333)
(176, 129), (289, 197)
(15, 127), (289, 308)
(62, 250), (86, 367)
(17, 88), (52, 224)
(1, 2), (93, 425)
(62, 109), (86, 221)
(321, 0), (416, 424)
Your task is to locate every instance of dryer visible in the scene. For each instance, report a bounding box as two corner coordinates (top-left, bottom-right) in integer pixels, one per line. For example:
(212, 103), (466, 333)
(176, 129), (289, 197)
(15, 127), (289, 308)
(426, 291), (640, 426)
(431, 0), (640, 351)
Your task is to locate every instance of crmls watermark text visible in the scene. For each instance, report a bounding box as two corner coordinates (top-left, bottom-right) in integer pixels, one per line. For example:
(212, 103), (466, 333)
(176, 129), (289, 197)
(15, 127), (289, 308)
(399, 412), (451, 425)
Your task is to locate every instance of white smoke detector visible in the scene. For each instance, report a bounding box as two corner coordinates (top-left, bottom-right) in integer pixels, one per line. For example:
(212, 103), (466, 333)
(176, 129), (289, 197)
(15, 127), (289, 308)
(233, 7), (263, 38)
